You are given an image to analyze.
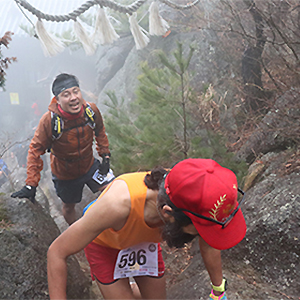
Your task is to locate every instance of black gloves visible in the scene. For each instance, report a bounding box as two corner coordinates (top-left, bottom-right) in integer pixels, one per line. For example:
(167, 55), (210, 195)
(11, 185), (36, 203)
(98, 153), (110, 175)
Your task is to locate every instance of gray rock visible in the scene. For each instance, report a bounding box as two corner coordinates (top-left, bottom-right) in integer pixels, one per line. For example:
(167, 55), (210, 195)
(0, 195), (91, 299)
(235, 88), (300, 164)
(95, 30), (229, 115)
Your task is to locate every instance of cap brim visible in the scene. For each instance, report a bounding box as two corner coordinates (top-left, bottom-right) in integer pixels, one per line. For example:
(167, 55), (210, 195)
(191, 209), (247, 250)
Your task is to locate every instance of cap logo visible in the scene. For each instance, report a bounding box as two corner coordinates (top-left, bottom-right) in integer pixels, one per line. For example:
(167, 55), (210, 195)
(209, 194), (227, 221)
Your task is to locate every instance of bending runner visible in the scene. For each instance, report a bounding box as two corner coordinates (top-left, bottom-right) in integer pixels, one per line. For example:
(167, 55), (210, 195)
(47, 158), (247, 300)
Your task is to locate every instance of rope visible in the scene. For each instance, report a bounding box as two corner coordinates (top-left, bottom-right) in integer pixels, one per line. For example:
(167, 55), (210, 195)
(14, 0), (200, 22)
(160, 0), (200, 10)
(15, 1), (36, 27)
(15, 0), (149, 21)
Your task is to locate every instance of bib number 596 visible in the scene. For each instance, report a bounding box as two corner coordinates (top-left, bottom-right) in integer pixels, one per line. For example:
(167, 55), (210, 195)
(118, 249), (147, 268)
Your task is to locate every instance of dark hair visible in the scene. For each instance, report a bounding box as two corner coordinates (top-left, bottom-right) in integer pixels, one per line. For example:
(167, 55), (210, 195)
(144, 167), (168, 190)
(52, 73), (79, 97)
(157, 179), (192, 226)
(157, 179), (195, 248)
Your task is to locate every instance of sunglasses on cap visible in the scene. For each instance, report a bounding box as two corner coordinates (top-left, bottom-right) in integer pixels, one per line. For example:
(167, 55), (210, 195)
(171, 188), (246, 229)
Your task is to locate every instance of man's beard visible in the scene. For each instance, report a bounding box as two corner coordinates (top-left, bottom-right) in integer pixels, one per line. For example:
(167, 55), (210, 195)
(161, 221), (196, 248)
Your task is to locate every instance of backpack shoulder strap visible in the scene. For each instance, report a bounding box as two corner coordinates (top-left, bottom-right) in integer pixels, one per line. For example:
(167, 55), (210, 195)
(84, 103), (96, 130)
(51, 111), (64, 140)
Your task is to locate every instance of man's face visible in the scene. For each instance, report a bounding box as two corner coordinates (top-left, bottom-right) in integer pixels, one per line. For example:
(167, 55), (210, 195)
(56, 86), (84, 114)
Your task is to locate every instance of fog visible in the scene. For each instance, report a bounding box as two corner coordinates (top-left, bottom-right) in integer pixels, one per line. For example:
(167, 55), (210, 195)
(1, 37), (98, 140)
(0, 1), (99, 148)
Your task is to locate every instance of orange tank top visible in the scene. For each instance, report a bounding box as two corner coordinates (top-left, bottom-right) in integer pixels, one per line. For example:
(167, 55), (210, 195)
(86, 172), (162, 249)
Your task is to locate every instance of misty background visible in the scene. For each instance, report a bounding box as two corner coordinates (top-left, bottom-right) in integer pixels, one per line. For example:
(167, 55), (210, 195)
(0, 0), (99, 142)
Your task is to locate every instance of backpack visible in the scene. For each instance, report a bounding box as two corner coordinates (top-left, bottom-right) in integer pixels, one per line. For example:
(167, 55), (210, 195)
(50, 103), (97, 140)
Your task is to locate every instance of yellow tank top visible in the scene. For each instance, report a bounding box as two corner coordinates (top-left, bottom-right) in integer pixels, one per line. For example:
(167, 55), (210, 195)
(86, 172), (162, 249)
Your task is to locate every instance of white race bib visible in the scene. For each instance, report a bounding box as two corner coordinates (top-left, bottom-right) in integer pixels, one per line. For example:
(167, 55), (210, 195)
(113, 242), (158, 280)
(92, 169), (114, 185)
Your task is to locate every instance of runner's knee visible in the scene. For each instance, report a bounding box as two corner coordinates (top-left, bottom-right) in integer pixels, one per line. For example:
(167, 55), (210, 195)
(63, 203), (76, 213)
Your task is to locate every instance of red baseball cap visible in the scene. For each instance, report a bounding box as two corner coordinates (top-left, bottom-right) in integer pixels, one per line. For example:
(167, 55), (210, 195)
(164, 158), (246, 250)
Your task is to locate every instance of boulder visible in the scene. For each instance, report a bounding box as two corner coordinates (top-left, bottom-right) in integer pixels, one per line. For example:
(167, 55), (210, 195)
(0, 194), (91, 299)
(235, 88), (300, 164)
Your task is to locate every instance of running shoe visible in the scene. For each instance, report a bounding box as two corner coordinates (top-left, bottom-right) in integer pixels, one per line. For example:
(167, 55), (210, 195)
(209, 290), (227, 300)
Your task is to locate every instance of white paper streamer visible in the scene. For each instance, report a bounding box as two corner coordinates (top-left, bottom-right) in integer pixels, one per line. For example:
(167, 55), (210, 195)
(74, 20), (96, 56)
(92, 7), (120, 45)
(149, 1), (169, 36)
(129, 12), (150, 50)
(35, 19), (65, 57)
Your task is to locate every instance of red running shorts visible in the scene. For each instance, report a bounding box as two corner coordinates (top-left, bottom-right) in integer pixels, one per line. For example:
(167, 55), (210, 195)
(84, 242), (165, 285)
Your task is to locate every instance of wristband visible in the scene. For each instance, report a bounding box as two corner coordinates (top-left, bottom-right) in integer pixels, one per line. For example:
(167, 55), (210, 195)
(211, 278), (227, 292)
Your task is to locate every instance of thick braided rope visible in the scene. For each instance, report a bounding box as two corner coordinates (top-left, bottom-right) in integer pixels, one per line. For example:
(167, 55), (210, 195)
(160, 0), (200, 10)
(14, 0), (148, 21)
(14, 0), (200, 22)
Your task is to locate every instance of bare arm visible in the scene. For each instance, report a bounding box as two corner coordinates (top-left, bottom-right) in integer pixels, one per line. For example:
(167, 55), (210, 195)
(47, 179), (130, 299)
(198, 236), (223, 296)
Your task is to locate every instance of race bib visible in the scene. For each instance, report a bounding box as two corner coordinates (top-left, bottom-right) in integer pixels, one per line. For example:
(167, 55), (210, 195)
(113, 242), (158, 280)
(92, 169), (114, 185)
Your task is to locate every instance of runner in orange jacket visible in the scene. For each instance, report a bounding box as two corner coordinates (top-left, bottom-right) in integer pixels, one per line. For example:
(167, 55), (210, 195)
(11, 73), (114, 224)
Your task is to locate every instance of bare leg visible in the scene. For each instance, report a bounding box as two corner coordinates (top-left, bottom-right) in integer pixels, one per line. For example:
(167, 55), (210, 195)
(135, 276), (166, 299)
(96, 278), (135, 299)
(198, 236), (223, 296)
(96, 276), (166, 300)
(62, 203), (77, 225)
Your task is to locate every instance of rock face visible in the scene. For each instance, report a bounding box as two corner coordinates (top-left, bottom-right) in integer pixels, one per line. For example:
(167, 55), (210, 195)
(235, 88), (300, 164)
(0, 193), (91, 299)
(95, 30), (231, 114)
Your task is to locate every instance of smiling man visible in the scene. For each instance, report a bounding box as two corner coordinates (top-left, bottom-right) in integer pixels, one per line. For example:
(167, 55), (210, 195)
(11, 73), (114, 225)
